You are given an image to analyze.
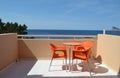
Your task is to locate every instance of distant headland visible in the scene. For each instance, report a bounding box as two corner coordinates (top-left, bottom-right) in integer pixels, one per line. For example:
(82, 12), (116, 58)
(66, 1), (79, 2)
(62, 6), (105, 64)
(112, 26), (120, 31)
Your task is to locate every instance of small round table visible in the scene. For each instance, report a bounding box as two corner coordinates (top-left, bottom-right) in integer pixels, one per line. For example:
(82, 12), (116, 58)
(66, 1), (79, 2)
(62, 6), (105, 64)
(63, 42), (82, 71)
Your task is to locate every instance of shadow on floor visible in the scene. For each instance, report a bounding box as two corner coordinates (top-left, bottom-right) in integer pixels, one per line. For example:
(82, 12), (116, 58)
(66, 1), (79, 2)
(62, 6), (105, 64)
(0, 59), (118, 78)
(0, 59), (37, 78)
(68, 56), (109, 75)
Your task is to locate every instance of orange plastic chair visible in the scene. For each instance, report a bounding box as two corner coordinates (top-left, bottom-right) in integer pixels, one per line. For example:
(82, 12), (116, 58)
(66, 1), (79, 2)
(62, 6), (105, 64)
(72, 41), (93, 76)
(72, 41), (93, 62)
(49, 43), (67, 71)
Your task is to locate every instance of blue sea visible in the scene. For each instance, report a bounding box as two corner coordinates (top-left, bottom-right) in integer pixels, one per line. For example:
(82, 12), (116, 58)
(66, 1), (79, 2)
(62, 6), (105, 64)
(27, 29), (120, 36)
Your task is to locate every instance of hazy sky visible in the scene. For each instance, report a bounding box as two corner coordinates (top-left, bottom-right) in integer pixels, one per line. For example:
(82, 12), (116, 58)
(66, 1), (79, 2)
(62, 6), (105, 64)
(0, 0), (120, 30)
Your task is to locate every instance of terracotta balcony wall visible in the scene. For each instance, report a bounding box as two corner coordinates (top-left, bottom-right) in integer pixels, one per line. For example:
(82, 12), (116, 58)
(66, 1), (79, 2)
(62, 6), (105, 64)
(18, 38), (97, 59)
(0, 33), (18, 70)
(97, 34), (120, 74)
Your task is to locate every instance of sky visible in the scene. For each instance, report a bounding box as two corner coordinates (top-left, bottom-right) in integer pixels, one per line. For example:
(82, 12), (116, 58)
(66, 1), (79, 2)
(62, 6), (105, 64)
(0, 0), (120, 30)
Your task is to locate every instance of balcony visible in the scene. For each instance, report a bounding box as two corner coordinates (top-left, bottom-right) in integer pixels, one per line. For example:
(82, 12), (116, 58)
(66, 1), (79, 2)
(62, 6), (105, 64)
(0, 33), (120, 78)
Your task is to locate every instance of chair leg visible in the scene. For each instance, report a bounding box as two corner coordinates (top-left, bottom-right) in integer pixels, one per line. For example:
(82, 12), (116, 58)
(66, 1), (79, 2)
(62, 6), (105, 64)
(65, 58), (68, 71)
(76, 59), (78, 65)
(63, 59), (67, 71)
(49, 58), (53, 71)
(72, 59), (74, 65)
(63, 59), (64, 64)
(87, 61), (93, 78)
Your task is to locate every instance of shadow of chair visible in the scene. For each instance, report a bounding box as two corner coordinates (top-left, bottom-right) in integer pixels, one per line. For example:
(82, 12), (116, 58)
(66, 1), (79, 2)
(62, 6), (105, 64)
(93, 55), (102, 64)
(92, 66), (108, 75)
(49, 43), (67, 71)
(72, 41), (93, 77)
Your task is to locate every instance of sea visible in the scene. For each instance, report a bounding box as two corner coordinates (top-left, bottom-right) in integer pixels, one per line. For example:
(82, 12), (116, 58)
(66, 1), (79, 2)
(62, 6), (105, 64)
(27, 29), (120, 36)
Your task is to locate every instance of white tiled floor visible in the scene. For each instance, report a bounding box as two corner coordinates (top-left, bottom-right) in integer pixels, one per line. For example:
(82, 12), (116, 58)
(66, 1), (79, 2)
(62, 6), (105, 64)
(0, 59), (118, 78)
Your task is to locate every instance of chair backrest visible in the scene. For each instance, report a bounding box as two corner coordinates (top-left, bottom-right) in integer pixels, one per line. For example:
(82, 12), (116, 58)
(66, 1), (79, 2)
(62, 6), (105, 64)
(50, 43), (56, 52)
(79, 41), (93, 62)
(82, 41), (93, 48)
(74, 41), (93, 51)
(82, 41), (93, 61)
(74, 45), (85, 51)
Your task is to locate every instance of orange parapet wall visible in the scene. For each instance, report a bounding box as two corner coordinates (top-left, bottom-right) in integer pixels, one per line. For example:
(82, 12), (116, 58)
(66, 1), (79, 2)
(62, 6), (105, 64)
(18, 39), (97, 59)
(0, 33), (18, 70)
(97, 34), (120, 73)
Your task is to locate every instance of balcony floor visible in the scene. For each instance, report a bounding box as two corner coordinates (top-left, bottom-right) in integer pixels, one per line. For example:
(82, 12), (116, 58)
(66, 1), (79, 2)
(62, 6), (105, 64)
(0, 59), (118, 78)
